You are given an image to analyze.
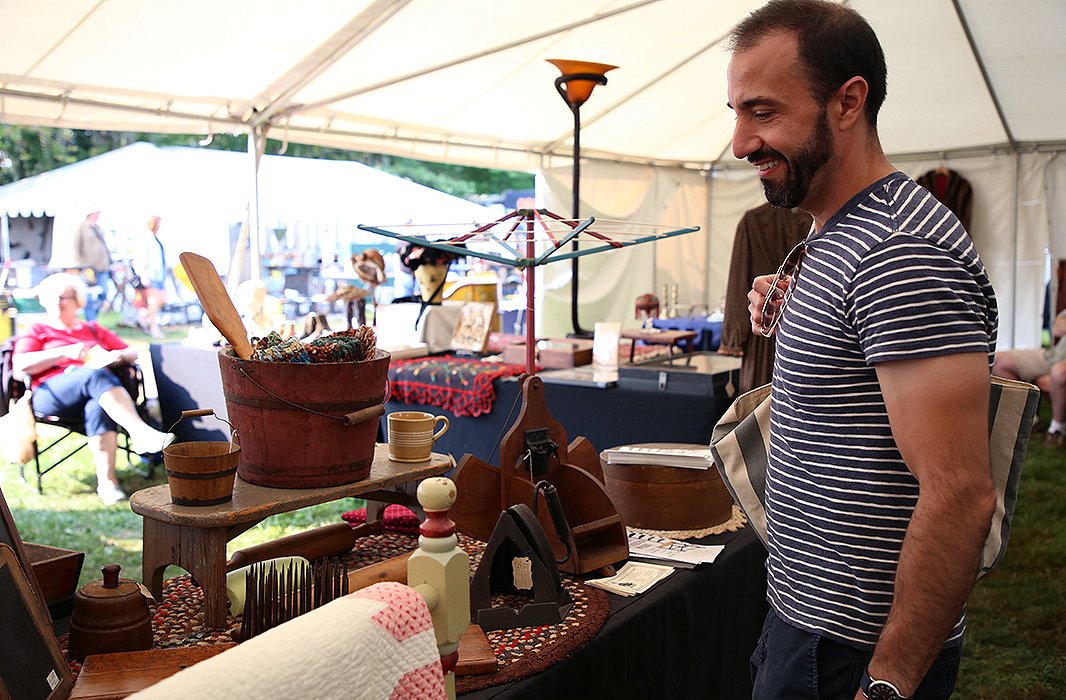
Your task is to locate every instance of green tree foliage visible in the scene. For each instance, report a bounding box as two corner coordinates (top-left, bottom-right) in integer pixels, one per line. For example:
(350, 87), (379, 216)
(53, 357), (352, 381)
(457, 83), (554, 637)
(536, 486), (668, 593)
(0, 125), (77, 183)
(0, 125), (533, 198)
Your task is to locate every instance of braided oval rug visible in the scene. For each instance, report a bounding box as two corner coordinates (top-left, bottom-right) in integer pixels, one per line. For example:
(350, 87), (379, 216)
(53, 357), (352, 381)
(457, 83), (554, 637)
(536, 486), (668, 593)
(63, 529), (610, 695)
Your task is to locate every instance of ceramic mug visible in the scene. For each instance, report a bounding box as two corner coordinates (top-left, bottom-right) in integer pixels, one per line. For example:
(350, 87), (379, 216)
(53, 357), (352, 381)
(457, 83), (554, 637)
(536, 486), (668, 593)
(387, 411), (450, 462)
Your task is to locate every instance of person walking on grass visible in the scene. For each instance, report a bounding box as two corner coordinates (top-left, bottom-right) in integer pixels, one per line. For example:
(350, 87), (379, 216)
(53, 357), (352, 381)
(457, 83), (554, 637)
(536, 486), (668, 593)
(134, 215), (168, 340)
(72, 206), (113, 322)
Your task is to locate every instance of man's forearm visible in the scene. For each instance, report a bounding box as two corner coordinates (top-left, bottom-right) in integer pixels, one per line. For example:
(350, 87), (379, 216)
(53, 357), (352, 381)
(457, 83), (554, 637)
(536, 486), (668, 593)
(866, 483), (994, 695)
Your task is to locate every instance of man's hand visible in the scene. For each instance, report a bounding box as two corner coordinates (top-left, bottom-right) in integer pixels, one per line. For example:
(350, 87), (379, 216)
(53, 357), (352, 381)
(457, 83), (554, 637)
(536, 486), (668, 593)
(747, 273), (791, 336)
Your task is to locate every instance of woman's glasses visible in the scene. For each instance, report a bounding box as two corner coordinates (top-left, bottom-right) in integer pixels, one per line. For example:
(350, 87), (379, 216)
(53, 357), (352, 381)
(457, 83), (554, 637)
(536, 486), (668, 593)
(758, 240), (806, 338)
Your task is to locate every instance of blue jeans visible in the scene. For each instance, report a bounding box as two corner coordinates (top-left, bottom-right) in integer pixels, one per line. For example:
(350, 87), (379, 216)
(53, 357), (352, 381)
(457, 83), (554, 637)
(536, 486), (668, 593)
(84, 270), (111, 321)
(751, 608), (961, 699)
(32, 367), (123, 436)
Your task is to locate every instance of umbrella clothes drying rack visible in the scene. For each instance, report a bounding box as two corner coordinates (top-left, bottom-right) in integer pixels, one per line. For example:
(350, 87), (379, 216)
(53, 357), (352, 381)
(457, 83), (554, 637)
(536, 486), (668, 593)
(361, 210), (702, 576)
(358, 208), (700, 374)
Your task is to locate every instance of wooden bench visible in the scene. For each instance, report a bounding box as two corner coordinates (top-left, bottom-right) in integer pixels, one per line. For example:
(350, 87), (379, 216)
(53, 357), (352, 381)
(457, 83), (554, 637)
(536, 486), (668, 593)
(130, 444), (451, 628)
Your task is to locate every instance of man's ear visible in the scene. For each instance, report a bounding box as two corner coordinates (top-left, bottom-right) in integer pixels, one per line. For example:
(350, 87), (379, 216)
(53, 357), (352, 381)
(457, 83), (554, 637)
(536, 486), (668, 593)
(833, 76), (869, 130)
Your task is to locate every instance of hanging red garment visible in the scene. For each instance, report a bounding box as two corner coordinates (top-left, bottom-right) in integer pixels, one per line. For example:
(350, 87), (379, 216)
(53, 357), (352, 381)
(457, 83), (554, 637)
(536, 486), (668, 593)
(916, 168), (973, 231)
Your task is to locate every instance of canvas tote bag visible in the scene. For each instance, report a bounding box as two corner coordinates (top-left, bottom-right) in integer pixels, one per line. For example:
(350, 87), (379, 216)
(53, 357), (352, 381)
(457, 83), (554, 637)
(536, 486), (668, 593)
(1, 392), (37, 465)
(709, 375), (1040, 577)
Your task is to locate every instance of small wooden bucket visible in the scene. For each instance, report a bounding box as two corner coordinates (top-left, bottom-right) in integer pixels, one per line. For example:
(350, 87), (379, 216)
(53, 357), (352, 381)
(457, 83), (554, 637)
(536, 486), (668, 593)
(163, 409), (240, 506)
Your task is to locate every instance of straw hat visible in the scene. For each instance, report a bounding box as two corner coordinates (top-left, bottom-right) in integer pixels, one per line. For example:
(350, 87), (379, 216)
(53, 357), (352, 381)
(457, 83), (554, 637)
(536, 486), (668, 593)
(352, 249), (386, 285)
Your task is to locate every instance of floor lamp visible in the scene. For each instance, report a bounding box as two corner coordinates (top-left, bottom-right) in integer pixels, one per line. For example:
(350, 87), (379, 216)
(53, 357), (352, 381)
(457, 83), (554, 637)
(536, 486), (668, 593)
(547, 59), (617, 338)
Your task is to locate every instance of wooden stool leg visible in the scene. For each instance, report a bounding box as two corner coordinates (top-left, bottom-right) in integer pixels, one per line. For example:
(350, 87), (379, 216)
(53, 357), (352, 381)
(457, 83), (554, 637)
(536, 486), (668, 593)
(180, 528), (230, 628)
(141, 520), (230, 628)
(141, 518), (173, 601)
(356, 299), (367, 327)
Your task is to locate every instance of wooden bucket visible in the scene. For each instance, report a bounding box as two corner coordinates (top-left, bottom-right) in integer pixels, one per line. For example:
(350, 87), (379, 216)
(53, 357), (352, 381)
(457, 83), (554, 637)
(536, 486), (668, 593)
(163, 441), (240, 506)
(217, 348), (390, 488)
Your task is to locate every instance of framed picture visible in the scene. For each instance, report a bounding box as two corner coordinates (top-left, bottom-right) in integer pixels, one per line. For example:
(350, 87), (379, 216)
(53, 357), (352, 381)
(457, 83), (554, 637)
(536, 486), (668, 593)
(0, 544), (74, 700)
(451, 301), (496, 354)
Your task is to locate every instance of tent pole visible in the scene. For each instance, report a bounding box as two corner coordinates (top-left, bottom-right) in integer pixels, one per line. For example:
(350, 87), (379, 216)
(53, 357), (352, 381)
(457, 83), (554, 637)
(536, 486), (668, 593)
(247, 124), (266, 284)
(952, 0), (1016, 148)
(1, 214), (9, 262)
(1009, 152), (1020, 348)
(704, 169), (715, 311)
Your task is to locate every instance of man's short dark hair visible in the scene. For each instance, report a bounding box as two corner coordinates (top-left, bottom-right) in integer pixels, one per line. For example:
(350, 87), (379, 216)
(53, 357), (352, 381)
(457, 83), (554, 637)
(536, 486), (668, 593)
(728, 0), (887, 128)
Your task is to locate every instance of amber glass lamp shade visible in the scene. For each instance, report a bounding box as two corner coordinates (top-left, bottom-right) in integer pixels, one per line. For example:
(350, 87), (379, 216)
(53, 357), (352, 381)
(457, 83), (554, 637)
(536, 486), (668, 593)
(546, 59), (618, 106)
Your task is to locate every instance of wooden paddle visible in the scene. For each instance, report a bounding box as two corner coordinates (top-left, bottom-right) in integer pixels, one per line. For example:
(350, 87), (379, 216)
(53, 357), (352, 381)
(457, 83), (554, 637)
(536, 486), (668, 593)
(178, 252), (254, 360)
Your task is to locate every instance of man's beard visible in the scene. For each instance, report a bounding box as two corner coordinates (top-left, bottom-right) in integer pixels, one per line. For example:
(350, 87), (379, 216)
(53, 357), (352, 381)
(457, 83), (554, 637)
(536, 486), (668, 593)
(756, 108), (833, 209)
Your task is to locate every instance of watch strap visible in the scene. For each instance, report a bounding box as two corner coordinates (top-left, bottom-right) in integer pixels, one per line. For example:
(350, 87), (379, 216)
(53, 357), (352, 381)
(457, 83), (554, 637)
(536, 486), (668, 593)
(860, 670), (909, 700)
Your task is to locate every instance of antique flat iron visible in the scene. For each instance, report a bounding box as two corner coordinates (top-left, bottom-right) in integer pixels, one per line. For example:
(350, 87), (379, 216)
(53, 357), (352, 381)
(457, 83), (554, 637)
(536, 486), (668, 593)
(471, 496), (573, 632)
(452, 375), (628, 575)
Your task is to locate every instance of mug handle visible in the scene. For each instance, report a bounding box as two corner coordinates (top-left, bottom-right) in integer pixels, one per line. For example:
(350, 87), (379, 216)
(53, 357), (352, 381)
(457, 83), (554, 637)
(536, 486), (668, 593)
(432, 415), (450, 441)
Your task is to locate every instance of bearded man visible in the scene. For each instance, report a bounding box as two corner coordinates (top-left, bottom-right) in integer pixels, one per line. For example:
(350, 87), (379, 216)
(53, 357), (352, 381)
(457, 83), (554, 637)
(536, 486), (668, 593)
(729, 2), (998, 698)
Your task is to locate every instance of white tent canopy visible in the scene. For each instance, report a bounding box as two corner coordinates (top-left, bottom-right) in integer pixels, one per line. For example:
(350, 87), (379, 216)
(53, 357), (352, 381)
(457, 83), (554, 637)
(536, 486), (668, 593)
(0, 142), (493, 279)
(1, 0), (1062, 168)
(2, 0), (1064, 346)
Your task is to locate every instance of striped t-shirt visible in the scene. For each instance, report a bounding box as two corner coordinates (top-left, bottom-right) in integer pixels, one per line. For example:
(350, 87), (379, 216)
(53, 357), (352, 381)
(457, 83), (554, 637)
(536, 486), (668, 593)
(767, 172), (998, 649)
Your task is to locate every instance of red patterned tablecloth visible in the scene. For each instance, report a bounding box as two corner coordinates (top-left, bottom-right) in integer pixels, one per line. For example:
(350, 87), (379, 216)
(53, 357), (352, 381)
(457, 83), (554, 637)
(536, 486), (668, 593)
(388, 355), (527, 417)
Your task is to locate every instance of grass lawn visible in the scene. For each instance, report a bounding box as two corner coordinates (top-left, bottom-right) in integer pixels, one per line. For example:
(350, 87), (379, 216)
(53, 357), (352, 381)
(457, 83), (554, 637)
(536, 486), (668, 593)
(2, 313), (1063, 695)
(1, 314), (359, 588)
(0, 441), (358, 588)
(954, 402), (1066, 698)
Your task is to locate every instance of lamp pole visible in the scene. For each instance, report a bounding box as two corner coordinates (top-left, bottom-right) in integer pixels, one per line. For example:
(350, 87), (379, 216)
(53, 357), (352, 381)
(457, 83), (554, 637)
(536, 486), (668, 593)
(548, 60), (616, 338)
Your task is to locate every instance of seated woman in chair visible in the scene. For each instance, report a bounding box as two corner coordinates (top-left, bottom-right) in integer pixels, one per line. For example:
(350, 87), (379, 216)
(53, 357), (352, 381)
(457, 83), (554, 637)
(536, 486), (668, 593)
(12, 273), (174, 504)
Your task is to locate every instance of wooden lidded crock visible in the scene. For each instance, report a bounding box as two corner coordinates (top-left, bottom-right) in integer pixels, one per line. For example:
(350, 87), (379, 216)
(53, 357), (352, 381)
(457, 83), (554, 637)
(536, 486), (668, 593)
(68, 563), (153, 661)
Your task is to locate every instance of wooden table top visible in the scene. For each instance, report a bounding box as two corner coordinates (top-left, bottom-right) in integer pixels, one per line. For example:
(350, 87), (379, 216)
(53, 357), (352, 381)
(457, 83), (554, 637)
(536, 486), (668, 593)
(130, 444), (451, 527)
(620, 328), (698, 344)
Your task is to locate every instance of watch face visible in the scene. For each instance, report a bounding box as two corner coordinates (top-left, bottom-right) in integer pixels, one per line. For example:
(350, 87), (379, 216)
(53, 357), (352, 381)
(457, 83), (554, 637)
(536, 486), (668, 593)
(868, 680), (905, 700)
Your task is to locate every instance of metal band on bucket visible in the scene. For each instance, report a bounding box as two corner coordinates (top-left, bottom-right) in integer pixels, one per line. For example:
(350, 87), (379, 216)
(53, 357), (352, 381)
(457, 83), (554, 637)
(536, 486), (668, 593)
(165, 466), (239, 480)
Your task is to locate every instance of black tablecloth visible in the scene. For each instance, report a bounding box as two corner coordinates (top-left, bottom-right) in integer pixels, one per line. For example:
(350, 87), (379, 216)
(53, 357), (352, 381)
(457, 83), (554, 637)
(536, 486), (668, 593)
(460, 527), (768, 699)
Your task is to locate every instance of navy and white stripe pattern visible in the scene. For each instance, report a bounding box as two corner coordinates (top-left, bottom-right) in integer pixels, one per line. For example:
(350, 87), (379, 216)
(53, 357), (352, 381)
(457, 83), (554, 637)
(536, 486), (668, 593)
(767, 172), (998, 649)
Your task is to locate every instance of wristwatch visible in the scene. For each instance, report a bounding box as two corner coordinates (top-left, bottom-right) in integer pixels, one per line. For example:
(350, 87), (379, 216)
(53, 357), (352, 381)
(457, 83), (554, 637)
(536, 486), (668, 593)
(860, 671), (909, 700)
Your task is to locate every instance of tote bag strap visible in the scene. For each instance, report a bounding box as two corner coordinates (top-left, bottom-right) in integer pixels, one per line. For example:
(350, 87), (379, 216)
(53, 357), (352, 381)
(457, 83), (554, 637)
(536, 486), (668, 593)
(982, 375), (1040, 575)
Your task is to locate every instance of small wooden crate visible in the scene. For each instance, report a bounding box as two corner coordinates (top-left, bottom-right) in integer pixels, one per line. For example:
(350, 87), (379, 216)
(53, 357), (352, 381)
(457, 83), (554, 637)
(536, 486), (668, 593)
(502, 339), (593, 368)
(25, 541), (85, 610)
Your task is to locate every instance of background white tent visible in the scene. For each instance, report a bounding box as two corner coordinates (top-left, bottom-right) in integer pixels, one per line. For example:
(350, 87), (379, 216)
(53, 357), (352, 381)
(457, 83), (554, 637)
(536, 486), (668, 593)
(1, 0), (1063, 346)
(0, 143), (492, 289)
